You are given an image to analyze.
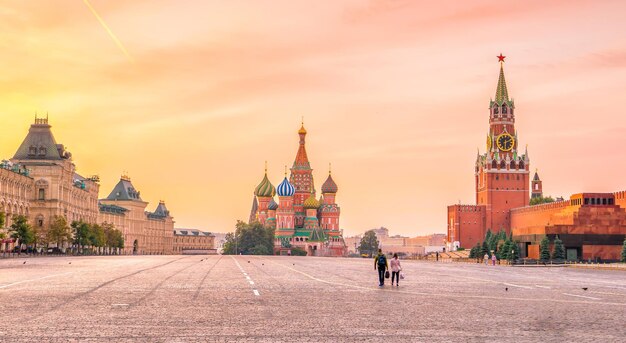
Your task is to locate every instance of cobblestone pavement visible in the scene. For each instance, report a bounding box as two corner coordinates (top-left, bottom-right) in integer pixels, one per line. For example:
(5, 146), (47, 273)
(1, 255), (624, 342)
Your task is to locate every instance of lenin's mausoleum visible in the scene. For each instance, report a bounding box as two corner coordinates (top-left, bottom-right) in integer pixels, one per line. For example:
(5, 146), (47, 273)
(447, 55), (626, 261)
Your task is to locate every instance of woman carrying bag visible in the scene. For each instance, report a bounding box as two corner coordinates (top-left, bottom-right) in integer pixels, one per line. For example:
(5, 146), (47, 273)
(390, 253), (402, 287)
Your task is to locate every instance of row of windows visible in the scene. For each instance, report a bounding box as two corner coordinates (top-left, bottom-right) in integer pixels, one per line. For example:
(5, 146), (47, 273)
(583, 198), (614, 206)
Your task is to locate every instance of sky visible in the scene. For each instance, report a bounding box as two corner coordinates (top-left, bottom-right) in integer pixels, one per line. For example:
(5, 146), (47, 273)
(1, 0), (626, 237)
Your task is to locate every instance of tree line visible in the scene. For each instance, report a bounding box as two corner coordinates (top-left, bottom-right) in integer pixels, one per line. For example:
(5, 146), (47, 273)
(0, 212), (124, 255)
(468, 229), (521, 261)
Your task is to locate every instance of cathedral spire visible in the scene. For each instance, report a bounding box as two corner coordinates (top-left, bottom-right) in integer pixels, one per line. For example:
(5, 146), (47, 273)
(293, 121), (310, 169)
(495, 54), (509, 104)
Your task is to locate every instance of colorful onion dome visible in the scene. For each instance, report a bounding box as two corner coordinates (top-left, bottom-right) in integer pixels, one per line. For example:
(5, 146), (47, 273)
(321, 174), (338, 193)
(268, 198), (278, 210)
(304, 192), (320, 209)
(276, 177), (295, 196)
(254, 173), (275, 197)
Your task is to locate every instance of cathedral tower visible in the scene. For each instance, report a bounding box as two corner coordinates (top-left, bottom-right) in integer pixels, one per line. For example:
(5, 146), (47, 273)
(319, 166), (340, 232)
(290, 122), (314, 228)
(276, 172), (296, 235)
(253, 164), (275, 225)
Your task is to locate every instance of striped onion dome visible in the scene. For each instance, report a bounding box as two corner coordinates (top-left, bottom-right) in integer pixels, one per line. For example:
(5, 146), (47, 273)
(267, 198), (278, 210)
(321, 174), (338, 193)
(303, 192), (320, 209)
(254, 173), (275, 197)
(276, 177), (295, 196)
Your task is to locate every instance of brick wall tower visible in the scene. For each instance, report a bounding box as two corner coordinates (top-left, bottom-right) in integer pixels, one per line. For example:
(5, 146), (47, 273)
(531, 170), (543, 199)
(475, 54), (530, 235)
(290, 122), (315, 228)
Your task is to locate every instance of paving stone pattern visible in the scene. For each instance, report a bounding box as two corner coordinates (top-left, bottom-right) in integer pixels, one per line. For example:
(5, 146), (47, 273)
(0, 255), (624, 342)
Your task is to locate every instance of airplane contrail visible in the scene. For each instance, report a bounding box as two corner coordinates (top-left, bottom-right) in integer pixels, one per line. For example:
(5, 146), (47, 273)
(83, 0), (134, 63)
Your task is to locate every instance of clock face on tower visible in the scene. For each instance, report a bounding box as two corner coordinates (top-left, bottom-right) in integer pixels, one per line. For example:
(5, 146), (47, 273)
(497, 133), (514, 151)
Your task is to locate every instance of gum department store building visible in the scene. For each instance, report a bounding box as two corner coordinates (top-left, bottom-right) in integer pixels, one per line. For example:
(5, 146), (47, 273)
(447, 55), (626, 261)
(1, 117), (212, 254)
(249, 124), (347, 257)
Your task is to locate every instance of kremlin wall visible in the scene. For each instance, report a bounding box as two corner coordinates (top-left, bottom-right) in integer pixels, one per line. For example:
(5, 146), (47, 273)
(447, 56), (626, 261)
(1, 117), (213, 255)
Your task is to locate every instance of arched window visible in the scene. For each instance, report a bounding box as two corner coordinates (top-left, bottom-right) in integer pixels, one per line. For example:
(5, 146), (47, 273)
(500, 160), (506, 169)
(494, 107), (499, 114)
(491, 160), (497, 169)
(502, 106), (508, 114)
(519, 161), (524, 169)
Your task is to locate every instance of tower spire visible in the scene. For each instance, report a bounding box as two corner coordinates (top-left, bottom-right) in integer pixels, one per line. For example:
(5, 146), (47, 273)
(495, 53), (509, 104)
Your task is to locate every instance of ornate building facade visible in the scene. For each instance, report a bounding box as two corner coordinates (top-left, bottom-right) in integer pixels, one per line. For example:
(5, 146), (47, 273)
(98, 177), (174, 255)
(172, 228), (216, 255)
(447, 56), (626, 261)
(1, 117), (182, 254)
(250, 124), (347, 257)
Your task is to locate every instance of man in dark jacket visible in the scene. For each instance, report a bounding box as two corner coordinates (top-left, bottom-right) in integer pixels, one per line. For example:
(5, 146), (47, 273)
(374, 249), (388, 286)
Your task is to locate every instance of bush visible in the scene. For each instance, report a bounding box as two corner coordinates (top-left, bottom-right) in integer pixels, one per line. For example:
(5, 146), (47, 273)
(290, 247), (307, 256)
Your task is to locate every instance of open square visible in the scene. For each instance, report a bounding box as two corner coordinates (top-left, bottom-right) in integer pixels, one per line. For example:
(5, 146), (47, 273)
(1, 256), (624, 342)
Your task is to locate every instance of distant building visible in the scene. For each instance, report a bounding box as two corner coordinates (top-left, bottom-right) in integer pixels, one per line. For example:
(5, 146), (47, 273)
(173, 228), (216, 255)
(211, 232), (227, 254)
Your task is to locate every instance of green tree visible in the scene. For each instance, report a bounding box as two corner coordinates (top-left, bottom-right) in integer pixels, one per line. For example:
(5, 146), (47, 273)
(551, 235), (565, 260)
(620, 238), (626, 263)
(499, 239), (511, 260)
(47, 216), (72, 250)
(480, 240), (490, 257)
(539, 236), (551, 261)
(469, 243), (479, 258)
(358, 230), (379, 257)
(89, 223), (106, 254)
(71, 220), (91, 254)
(530, 196), (556, 206)
(222, 232), (237, 255)
(102, 222), (124, 254)
(290, 247), (307, 256)
(0, 212), (5, 241)
(223, 221), (275, 255)
(9, 215), (34, 251)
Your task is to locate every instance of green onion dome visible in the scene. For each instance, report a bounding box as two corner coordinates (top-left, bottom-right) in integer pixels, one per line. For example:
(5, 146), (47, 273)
(254, 173), (275, 197)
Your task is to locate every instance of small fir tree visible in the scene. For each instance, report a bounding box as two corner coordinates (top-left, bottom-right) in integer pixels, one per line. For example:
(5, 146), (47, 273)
(481, 240), (490, 258)
(621, 238), (626, 263)
(539, 236), (551, 261)
(499, 239), (511, 260)
(551, 235), (565, 260)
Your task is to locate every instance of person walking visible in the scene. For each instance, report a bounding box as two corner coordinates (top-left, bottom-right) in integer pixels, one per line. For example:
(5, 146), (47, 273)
(374, 249), (388, 287)
(484, 252), (489, 265)
(491, 253), (497, 266)
(390, 253), (401, 286)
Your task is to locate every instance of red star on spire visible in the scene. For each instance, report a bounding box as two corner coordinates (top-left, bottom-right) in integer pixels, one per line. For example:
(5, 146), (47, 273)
(497, 53), (506, 62)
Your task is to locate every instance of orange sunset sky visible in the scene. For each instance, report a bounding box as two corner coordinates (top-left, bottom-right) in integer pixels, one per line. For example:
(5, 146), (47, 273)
(1, 1), (625, 236)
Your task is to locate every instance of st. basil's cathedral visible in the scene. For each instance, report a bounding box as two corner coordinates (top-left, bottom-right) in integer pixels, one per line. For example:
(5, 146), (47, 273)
(249, 123), (347, 257)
